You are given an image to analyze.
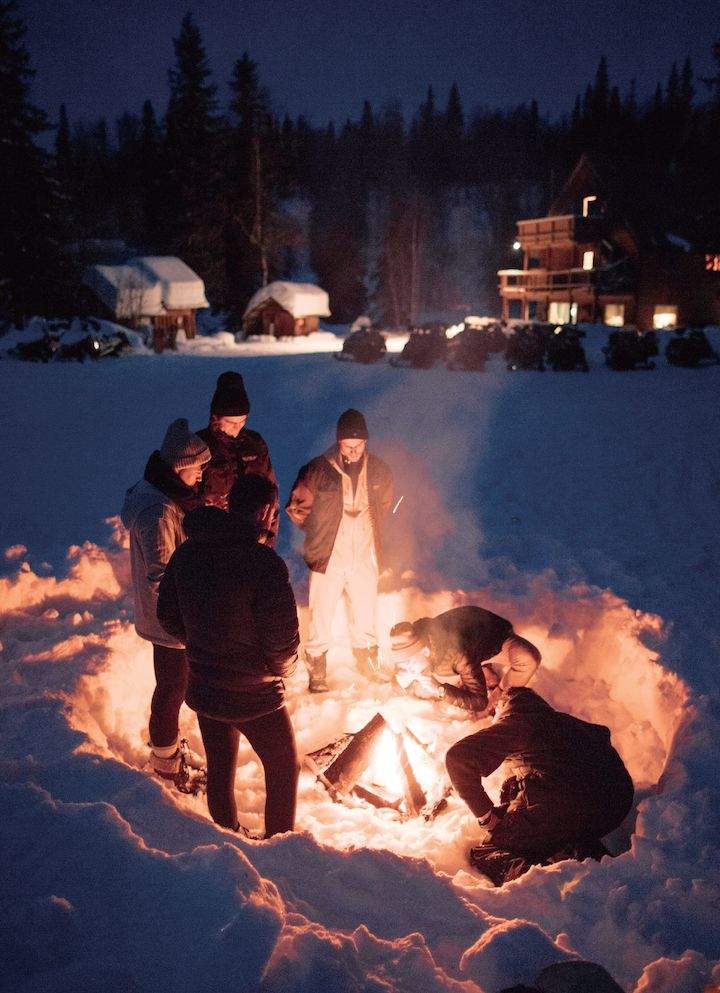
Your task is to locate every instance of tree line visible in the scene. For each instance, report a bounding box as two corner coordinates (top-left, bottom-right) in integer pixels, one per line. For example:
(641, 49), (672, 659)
(1, 2), (719, 325)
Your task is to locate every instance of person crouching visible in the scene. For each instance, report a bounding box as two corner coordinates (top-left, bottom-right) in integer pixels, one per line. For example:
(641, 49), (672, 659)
(157, 474), (300, 837)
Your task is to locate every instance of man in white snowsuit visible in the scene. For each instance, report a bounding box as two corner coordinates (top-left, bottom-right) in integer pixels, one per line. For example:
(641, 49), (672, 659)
(121, 418), (210, 781)
(286, 409), (393, 692)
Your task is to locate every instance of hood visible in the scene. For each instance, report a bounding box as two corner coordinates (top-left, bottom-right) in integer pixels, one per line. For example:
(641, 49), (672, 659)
(121, 478), (173, 530)
(183, 506), (258, 545)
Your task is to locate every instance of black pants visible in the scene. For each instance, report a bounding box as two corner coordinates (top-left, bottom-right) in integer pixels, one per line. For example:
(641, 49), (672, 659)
(149, 644), (188, 749)
(198, 706), (299, 837)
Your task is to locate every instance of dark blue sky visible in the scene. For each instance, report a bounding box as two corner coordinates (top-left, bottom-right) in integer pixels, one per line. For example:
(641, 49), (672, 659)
(23, 0), (716, 131)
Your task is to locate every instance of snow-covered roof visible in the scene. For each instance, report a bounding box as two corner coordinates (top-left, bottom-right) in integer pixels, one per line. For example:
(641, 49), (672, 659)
(82, 264), (164, 318)
(131, 256), (209, 310)
(244, 281), (330, 319)
(82, 257), (209, 317)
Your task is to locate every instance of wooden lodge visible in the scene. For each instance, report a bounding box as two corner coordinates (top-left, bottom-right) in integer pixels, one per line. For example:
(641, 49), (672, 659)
(242, 281), (331, 338)
(498, 154), (720, 330)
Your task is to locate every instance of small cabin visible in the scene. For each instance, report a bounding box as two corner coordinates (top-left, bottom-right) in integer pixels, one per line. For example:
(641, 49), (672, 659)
(82, 256), (209, 351)
(242, 281), (330, 338)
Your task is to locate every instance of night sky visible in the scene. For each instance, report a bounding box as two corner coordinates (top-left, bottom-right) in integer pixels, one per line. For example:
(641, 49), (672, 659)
(23, 0), (716, 130)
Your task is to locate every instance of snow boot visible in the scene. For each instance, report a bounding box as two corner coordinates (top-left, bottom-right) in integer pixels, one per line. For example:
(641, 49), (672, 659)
(353, 645), (389, 682)
(150, 738), (206, 795)
(306, 653), (329, 693)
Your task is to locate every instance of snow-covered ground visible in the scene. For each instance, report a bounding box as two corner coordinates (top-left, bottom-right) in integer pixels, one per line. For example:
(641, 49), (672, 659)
(1, 335), (719, 992)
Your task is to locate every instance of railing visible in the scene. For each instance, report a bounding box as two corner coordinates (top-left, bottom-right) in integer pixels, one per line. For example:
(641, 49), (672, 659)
(498, 268), (595, 293)
(516, 214), (602, 248)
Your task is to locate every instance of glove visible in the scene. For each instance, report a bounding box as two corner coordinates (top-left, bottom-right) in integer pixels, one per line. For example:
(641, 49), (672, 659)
(476, 806), (504, 841)
(409, 676), (441, 700)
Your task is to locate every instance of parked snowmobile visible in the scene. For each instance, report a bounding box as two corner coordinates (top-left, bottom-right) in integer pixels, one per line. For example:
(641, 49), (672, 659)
(335, 327), (387, 364)
(446, 327), (490, 371)
(10, 328), (56, 362)
(54, 323), (131, 362)
(665, 327), (720, 367)
(505, 324), (547, 371)
(545, 326), (589, 372)
(603, 329), (655, 370)
(390, 325), (448, 369)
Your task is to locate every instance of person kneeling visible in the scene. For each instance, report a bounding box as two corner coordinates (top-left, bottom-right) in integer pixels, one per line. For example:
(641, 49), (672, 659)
(445, 687), (634, 885)
(157, 475), (300, 837)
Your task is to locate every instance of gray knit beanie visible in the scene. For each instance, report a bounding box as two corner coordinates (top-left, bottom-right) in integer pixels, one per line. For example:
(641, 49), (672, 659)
(159, 418), (211, 471)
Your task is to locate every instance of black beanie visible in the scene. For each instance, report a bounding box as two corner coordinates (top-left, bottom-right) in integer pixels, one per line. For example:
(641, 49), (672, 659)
(211, 371), (250, 416)
(336, 408), (368, 441)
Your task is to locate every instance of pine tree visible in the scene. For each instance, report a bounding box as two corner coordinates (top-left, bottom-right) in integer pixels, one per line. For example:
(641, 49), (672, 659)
(162, 12), (223, 301)
(0, 0), (63, 319)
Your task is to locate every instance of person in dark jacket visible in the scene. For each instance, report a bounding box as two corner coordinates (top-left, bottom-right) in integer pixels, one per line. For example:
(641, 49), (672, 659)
(286, 409), (393, 692)
(157, 474), (301, 837)
(197, 371), (279, 546)
(390, 605), (541, 713)
(446, 687), (635, 885)
(121, 418), (210, 782)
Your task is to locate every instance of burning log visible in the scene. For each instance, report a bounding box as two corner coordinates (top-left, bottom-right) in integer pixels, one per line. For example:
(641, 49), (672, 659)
(324, 713), (387, 792)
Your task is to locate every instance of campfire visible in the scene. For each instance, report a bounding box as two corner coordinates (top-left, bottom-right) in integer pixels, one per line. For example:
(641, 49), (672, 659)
(304, 712), (450, 820)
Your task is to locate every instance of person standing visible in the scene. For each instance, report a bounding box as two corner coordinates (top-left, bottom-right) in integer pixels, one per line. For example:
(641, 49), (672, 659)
(197, 371), (279, 546)
(286, 409), (393, 692)
(157, 474), (300, 837)
(121, 418), (210, 782)
(389, 605), (541, 713)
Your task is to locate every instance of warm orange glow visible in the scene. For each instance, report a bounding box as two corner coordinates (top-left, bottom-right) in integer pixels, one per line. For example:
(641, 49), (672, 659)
(705, 254), (720, 272)
(582, 194), (597, 218)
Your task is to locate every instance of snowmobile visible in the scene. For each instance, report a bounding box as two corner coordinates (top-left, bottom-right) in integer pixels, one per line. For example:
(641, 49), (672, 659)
(446, 327), (490, 371)
(545, 326), (589, 372)
(10, 329), (56, 362)
(390, 326), (448, 369)
(665, 327), (720, 367)
(335, 327), (387, 364)
(603, 329), (655, 370)
(54, 325), (131, 362)
(505, 324), (547, 371)
(483, 323), (509, 354)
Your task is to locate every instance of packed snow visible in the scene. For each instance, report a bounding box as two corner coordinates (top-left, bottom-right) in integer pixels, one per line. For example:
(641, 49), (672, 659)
(1, 334), (719, 992)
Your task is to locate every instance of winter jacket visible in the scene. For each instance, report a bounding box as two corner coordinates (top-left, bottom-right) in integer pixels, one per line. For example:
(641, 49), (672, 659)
(420, 606), (514, 713)
(197, 425), (279, 546)
(157, 506), (300, 722)
(459, 687), (634, 824)
(286, 448), (393, 573)
(121, 453), (197, 648)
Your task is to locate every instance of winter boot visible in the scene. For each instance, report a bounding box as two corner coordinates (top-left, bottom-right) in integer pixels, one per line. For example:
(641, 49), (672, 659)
(353, 645), (389, 682)
(305, 653), (329, 693)
(150, 739), (206, 795)
(150, 739), (183, 783)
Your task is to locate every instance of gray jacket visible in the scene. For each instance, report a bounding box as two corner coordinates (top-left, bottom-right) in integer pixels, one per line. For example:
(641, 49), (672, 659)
(121, 479), (186, 648)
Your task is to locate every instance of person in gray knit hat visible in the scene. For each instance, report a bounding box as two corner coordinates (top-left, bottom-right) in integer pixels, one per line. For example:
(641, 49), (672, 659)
(286, 409), (394, 692)
(121, 419), (210, 784)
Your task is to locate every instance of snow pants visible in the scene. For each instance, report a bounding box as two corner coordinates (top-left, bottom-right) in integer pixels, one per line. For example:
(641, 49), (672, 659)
(306, 556), (378, 657)
(149, 644), (188, 749)
(198, 706), (299, 837)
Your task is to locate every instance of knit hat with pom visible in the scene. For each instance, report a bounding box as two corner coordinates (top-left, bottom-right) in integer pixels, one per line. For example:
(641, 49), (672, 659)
(210, 371), (250, 416)
(159, 418), (211, 470)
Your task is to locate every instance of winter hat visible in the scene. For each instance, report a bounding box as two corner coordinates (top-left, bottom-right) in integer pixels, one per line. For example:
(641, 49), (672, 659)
(159, 418), (211, 471)
(389, 621), (424, 664)
(336, 408), (368, 441)
(211, 371), (250, 416)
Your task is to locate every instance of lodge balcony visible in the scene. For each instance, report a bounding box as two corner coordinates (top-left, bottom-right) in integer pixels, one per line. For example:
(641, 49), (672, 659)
(498, 267), (595, 294)
(516, 214), (603, 249)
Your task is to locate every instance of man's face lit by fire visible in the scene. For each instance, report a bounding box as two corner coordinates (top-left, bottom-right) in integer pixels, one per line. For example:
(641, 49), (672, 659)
(216, 415), (247, 437)
(176, 463), (204, 487)
(339, 439), (366, 463)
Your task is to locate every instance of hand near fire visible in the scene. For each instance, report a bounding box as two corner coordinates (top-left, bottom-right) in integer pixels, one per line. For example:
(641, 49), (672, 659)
(408, 675), (442, 700)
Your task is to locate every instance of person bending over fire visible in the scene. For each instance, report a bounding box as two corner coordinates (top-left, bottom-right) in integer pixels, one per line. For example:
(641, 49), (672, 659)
(389, 605), (541, 713)
(445, 687), (635, 885)
(196, 371), (279, 546)
(286, 409), (394, 693)
(157, 475), (300, 838)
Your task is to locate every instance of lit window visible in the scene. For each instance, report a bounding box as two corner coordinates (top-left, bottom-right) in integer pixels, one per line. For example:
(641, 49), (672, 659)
(582, 195), (598, 218)
(653, 306), (678, 330)
(582, 251), (594, 270)
(603, 304), (625, 326)
(548, 301), (571, 324)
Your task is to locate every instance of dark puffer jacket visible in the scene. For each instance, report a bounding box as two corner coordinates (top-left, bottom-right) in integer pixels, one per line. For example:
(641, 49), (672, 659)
(197, 425), (279, 546)
(449, 688), (634, 833)
(157, 507), (299, 722)
(417, 606), (514, 713)
(285, 448), (393, 573)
